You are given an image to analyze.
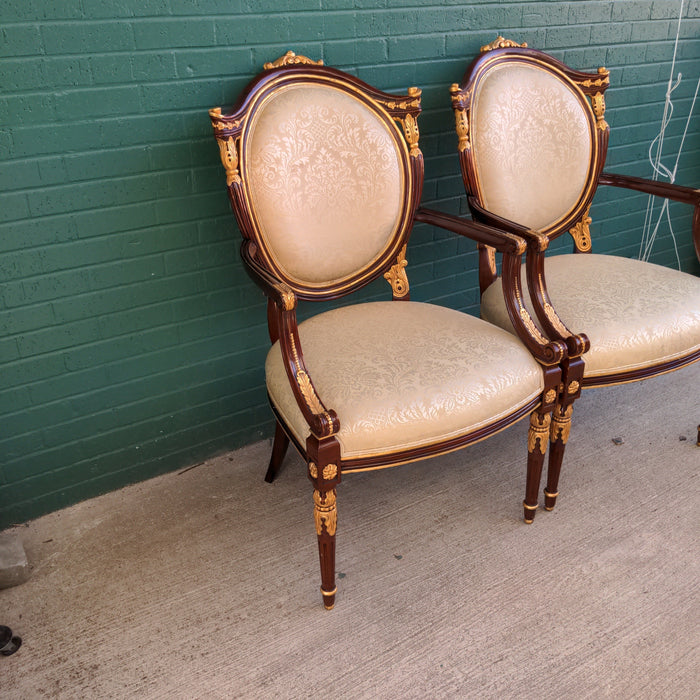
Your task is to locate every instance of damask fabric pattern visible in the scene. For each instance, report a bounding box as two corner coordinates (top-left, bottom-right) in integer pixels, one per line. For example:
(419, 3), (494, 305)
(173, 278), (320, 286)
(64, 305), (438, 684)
(266, 302), (544, 459)
(246, 84), (404, 285)
(481, 254), (700, 377)
(472, 63), (592, 231)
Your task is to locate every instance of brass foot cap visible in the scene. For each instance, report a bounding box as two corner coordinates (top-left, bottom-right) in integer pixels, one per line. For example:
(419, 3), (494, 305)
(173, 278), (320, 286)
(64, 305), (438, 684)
(524, 518), (534, 524)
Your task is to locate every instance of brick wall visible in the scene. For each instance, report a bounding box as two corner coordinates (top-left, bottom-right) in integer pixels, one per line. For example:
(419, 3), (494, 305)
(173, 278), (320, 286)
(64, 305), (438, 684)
(1, 0), (699, 527)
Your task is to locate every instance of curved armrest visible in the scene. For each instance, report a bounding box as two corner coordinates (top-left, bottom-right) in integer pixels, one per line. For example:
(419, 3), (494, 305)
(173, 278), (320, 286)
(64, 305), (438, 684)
(242, 242), (339, 440)
(599, 173), (700, 261)
(417, 207), (566, 366)
(415, 207), (526, 254)
(599, 172), (700, 205)
(464, 202), (589, 359)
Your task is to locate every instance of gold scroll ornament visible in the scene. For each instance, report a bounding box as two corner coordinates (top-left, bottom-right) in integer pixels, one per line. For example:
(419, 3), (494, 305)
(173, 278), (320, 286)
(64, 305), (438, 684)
(264, 50), (323, 70)
(384, 244), (409, 297)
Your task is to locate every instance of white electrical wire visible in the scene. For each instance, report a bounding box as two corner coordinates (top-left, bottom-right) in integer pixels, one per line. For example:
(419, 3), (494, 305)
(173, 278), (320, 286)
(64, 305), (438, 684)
(639, 0), (699, 268)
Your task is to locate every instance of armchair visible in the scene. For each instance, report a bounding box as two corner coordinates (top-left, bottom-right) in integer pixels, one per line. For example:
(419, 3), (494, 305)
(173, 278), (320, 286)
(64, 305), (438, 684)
(209, 51), (569, 608)
(450, 38), (700, 518)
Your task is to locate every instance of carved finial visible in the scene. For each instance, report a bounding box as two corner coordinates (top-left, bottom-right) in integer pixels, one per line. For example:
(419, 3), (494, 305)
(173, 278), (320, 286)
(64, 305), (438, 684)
(480, 36), (527, 53)
(263, 50), (323, 70)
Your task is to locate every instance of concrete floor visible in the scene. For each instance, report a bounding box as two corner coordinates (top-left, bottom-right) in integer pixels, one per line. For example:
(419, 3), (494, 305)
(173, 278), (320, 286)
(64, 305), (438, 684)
(1, 362), (699, 698)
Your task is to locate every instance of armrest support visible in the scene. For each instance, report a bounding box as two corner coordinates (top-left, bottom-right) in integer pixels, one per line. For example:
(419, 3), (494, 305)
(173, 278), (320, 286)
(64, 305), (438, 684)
(242, 242), (339, 440)
(599, 172), (700, 261)
(417, 207), (566, 366)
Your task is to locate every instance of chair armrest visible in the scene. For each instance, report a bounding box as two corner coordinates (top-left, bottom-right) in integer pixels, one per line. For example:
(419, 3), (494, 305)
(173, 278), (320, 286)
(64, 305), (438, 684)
(415, 207), (527, 255)
(462, 202), (589, 359)
(242, 242), (339, 440)
(416, 207), (566, 366)
(599, 173), (700, 261)
(599, 172), (700, 206)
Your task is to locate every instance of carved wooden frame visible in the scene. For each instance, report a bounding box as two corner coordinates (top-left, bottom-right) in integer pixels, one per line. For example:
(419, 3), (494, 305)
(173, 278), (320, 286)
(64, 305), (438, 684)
(210, 53), (569, 608)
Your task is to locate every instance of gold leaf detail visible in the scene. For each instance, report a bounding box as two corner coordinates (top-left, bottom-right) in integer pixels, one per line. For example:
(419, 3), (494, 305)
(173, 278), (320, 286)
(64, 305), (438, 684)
(528, 412), (551, 454)
(313, 489), (337, 536)
(263, 50), (323, 70)
(384, 244), (409, 298)
(217, 136), (240, 186)
(569, 207), (593, 252)
(296, 370), (325, 415)
(520, 308), (548, 345)
(279, 286), (296, 311)
(401, 113), (421, 157)
(568, 380), (580, 395)
(550, 405), (574, 444)
(322, 463), (338, 480)
(591, 91), (608, 131)
(480, 36), (528, 53)
(544, 389), (557, 404)
(543, 302), (570, 338)
(309, 462), (318, 479)
(454, 106), (470, 152)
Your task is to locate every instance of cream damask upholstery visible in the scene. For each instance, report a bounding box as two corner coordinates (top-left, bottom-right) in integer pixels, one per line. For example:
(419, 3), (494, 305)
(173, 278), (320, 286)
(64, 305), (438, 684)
(471, 63), (592, 231)
(481, 255), (700, 378)
(266, 301), (544, 459)
(246, 84), (404, 285)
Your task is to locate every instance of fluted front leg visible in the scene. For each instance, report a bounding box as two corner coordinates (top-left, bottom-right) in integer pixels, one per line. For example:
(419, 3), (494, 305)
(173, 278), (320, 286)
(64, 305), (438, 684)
(524, 410), (551, 523)
(308, 458), (340, 609)
(544, 404), (574, 511)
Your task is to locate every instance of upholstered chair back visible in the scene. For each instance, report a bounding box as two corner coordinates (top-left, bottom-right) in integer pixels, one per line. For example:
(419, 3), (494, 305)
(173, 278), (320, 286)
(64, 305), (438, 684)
(470, 62), (596, 232)
(244, 84), (406, 287)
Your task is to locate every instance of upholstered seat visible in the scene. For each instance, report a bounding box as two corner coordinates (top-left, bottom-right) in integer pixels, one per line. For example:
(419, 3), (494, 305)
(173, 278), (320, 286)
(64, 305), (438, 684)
(482, 255), (700, 379)
(267, 301), (544, 460)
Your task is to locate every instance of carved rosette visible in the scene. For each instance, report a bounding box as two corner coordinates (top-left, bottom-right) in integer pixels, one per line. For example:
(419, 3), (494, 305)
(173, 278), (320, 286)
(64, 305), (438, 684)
(263, 50), (323, 70)
(313, 489), (337, 536)
(550, 405), (574, 444)
(528, 412), (551, 454)
(480, 36), (528, 53)
(567, 380), (580, 395)
(544, 388), (557, 405)
(569, 207), (593, 252)
(384, 244), (409, 297)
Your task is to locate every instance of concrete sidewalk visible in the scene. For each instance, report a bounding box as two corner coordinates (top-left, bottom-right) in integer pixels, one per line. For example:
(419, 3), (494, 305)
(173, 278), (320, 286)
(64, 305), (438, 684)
(2, 363), (698, 698)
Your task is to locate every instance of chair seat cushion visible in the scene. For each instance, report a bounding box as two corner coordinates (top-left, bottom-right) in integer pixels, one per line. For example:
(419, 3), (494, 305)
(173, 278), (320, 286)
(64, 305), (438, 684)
(481, 254), (700, 378)
(266, 301), (544, 460)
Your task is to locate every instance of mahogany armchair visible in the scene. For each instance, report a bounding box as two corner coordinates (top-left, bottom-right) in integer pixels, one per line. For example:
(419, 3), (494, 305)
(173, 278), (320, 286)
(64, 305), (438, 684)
(209, 51), (570, 607)
(450, 38), (700, 518)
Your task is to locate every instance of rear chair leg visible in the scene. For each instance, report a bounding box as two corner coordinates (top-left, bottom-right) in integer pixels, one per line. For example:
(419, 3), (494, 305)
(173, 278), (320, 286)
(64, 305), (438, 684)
(524, 410), (551, 523)
(264, 421), (290, 483)
(544, 404), (574, 511)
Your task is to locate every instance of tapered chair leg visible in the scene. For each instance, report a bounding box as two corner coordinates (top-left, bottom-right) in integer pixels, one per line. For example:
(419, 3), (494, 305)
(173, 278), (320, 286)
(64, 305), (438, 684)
(524, 410), (551, 523)
(313, 486), (338, 609)
(544, 404), (574, 511)
(264, 421), (290, 483)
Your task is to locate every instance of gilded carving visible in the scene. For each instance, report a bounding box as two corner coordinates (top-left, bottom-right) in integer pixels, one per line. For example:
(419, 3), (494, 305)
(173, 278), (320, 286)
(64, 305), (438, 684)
(401, 113), (421, 157)
(313, 489), (337, 536)
(480, 36), (528, 53)
(217, 136), (241, 186)
(279, 286), (297, 311)
(550, 405), (574, 444)
(520, 308), (548, 345)
(263, 50), (323, 70)
(296, 370), (325, 415)
(309, 462), (318, 479)
(569, 207), (593, 252)
(543, 301), (570, 338)
(567, 380), (580, 395)
(591, 91), (608, 131)
(544, 388), (557, 405)
(322, 463), (338, 480)
(384, 244), (409, 297)
(528, 412), (551, 454)
(454, 106), (470, 152)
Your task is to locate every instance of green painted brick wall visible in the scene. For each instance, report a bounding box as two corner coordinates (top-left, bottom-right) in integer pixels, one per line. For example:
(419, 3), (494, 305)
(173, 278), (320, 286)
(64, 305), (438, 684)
(1, 1), (699, 528)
